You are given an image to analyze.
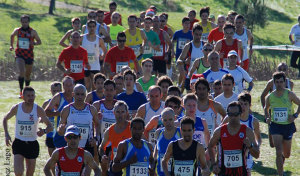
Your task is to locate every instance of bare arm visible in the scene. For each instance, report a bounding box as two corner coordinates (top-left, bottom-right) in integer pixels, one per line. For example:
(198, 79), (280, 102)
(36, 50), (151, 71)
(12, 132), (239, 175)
(215, 102), (226, 119)
(188, 59), (200, 78)
(3, 105), (18, 146)
(244, 127), (260, 158)
(135, 82), (144, 93)
(112, 141), (136, 172)
(264, 95), (271, 124)
(135, 104), (146, 119)
(208, 127), (221, 174)
(10, 28), (18, 51)
(44, 149), (59, 176)
(85, 92), (93, 104)
(260, 80), (272, 108)
(247, 29), (254, 58)
(57, 106), (69, 135)
(45, 94), (61, 117)
(91, 106), (100, 138)
(162, 142), (173, 176)
(32, 29), (42, 45)
(237, 40), (243, 62)
(202, 119), (210, 147)
(253, 118), (262, 147)
(197, 143), (210, 176)
(59, 30), (72, 47)
(37, 106), (53, 134)
(84, 151), (101, 175)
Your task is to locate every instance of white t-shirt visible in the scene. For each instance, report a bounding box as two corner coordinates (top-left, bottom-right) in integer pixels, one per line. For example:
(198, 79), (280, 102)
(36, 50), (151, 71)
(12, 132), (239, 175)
(290, 24), (300, 46)
(214, 93), (238, 125)
(202, 69), (229, 83)
(225, 66), (253, 94)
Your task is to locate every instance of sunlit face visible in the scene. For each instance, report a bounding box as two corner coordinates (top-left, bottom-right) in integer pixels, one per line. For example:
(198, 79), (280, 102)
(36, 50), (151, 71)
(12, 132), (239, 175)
(217, 17), (226, 28)
(23, 91), (35, 103)
(152, 17), (160, 29)
(51, 85), (62, 96)
(213, 84), (222, 96)
(131, 122), (144, 140)
(224, 28), (235, 38)
(166, 102), (180, 115)
(114, 78), (124, 92)
(182, 20), (190, 31)
(193, 29), (202, 42)
(184, 99), (197, 116)
(63, 79), (74, 94)
(87, 22), (96, 35)
(274, 77), (286, 90)
(234, 18), (244, 29)
(160, 82), (170, 97)
(200, 12), (209, 21)
(162, 112), (175, 130)
(114, 105), (128, 123)
(97, 12), (105, 23)
(238, 99), (250, 113)
(148, 88), (161, 105)
(195, 83), (209, 99)
(73, 88), (86, 102)
(227, 106), (241, 124)
(124, 74), (135, 89)
(222, 79), (234, 93)
(111, 13), (120, 24)
(65, 134), (80, 149)
(128, 17), (137, 29)
(71, 33), (81, 46)
(104, 84), (116, 101)
(94, 78), (105, 91)
(188, 11), (196, 21)
(88, 12), (97, 20)
(21, 18), (29, 28)
(208, 53), (220, 68)
(181, 123), (194, 142)
(72, 20), (81, 31)
(142, 61), (153, 74)
(109, 5), (117, 13)
(144, 19), (153, 30)
(228, 55), (238, 66)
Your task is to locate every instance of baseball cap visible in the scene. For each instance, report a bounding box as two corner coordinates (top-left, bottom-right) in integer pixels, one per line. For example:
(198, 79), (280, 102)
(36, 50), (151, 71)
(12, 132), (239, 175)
(146, 9), (155, 16)
(64, 125), (80, 137)
(227, 50), (238, 57)
(191, 74), (204, 84)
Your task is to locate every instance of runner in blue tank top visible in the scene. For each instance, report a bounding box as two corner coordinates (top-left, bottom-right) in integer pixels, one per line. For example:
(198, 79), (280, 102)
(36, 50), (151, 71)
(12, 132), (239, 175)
(85, 73), (106, 104)
(112, 118), (155, 176)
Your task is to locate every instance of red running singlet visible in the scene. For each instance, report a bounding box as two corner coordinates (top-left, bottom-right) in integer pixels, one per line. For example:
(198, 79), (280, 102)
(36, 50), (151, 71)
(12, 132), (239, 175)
(57, 147), (85, 175)
(219, 39), (239, 68)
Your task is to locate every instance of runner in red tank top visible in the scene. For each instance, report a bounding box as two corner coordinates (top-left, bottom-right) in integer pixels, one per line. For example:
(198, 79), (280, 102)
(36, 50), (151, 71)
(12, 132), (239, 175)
(208, 102), (259, 176)
(215, 23), (243, 68)
(10, 15), (41, 98)
(44, 125), (100, 176)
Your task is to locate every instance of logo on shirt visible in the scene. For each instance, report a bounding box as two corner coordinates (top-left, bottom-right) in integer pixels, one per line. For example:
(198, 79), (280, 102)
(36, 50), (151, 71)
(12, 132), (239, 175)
(77, 156), (82, 163)
(144, 156), (148, 162)
(239, 132), (244, 138)
(60, 156), (65, 161)
(29, 114), (34, 121)
(222, 133), (227, 137)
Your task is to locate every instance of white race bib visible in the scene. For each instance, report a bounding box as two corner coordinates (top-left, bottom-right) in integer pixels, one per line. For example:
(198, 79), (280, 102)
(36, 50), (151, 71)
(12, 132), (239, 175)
(18, 38), (30, 49)
(111, 40), (117, 46)
(116, 62), (128, 73)
(223, 58), (229, 68)
(148, 129), (156, 146)
(130, 162), (148, 176)
(17, 120), (34, 137)
(70, 60), (83, 73)
(153, 45), (163, 56)
(295, 34), (300, 43)
(273, 107), (288, 122)
(143, 45), (152, 55)
(208, 124), (213, 135)
(174, 160), (194, 176)
(224, 150), (243, 168)
(60, 171), (80, 176)
(201, 33), (209, 42)
(74, 123), (89, 140)
(130, 45), (140, 56)
(88, 53), (96, 63)
(160, 154), (172, 172)
(178, 39), (188, 49)
(233, 85), (240, 94)
(101, 118), (115, 135)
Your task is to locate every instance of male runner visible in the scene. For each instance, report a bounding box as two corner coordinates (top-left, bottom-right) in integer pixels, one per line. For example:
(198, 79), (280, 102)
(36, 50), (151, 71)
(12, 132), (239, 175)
(108, 12), (125, 47)
(3, 86), (53, 176)
(42, 82), (62, 161)
(124, 15), (148, 67)
(162, 117), (210, 176)
(58, 84), (100, 175)
(208, 15), (226, 44)
(154, 108), (182, 176)
(59, 17), (81, 47)
(177, 24), (204, 92)
(103, 1), (122, 25)
(208, 102), (259, 176)
(142, 16), (160, 61)
(234, 15), (254, 71)
(211, 80), (223, 98)
(226, 10), (238, 24)
(152, 15), (173, 76)
(117, 70), (147, 117)
(57, 31), (91, 85)
(188, 10), (199, 30)
(195, 78), (226, 136)
(157, 75), (173, 101)
(45, 76), (74, 148)
(198, 6), (217, 42)
(85, 73), (106, 104)
(289, 15), (300, 77)
(44, 125), (101, 176)
(112, 117), (155, 176)
(222, 92), (262, 175)
(10, 15), (41, 98)
(215, 23), (243, 68)
(99, 101), (131, 175)
(92, 79), (117, 140)
(104, 32), (141, 77)
(81, 20), (107, 91)
(137, 59), (158, 95)
(225, 50), (254, 94)
(264, 72), (300, 176)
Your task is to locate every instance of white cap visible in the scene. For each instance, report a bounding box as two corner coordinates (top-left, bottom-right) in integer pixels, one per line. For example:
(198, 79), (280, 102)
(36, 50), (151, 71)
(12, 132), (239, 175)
(227, 50), (238, 57)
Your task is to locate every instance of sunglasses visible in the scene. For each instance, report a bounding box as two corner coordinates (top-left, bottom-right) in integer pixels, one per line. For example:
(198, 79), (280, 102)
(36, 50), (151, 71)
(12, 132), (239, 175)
(118, 40), (126, 43)
(66, 135), (80, 140)
(227, 112), (241, 117)
(204, 48), (213, 51)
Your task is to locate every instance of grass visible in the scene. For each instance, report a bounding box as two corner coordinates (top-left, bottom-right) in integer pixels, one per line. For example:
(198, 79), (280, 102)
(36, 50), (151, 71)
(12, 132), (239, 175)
(0, 81), (300, 175)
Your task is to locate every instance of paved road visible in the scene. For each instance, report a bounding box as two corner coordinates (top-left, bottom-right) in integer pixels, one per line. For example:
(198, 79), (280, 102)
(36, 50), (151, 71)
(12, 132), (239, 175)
(25, 0), (92, 12)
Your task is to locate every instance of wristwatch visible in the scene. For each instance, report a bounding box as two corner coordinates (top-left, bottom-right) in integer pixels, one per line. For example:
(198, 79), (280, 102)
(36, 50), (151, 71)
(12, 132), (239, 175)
(43, 129), (47, 133)
(293, 113), (298, 118)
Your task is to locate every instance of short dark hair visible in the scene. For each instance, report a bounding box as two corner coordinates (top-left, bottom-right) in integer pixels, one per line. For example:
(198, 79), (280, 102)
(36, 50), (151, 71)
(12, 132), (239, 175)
(183, 93), (198, 105)
(200, 6), (210, 16)
(141, 58), (153, 66)
(113, 74), (123, 81)
(62, 76), (74, 85)
(71, 17), (81, 23)
(165, 95), (182, 107)
(93, 73), (106, 83)
(20, 14), (30, 22)
(23, 86), (35, 95)
(213, 80), (222, 86)
(227, 101), (242, 114)
(104, 79), (116, 89)
(223, 22), (236, 31)
(51, 81), (62, 89)
(123, 69), (137, 82)
(109, 1), (117, 7)
(222, 74), (235, 84)
(273, 71), (286, 82)
(128, 14), (138, 21)
(192, 23), (203, 33)
(117, 32), (126, 40)
(195, 77), (210, 92)
(160, 12), (168, 19)
(182, 17), (190, 24)
(87, 20), (97, 26)
(189, 10), (196, 16)
(144, 16), (153, 22)
(131, 117), (145, 129)
(180, 116), (195, 129)
(167, 86), (181, 96)
(96, 10), (105, 14)
(157, 76), (173, 87)
(235, 14), (244, 22)
(148, 85), (162, 95)
(70, 31), (80, 38)
(238, 92), (251, 104)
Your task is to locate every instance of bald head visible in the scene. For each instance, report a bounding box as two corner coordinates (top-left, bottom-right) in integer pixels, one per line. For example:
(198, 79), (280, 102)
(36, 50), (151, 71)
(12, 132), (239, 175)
(161, 107), (175, 119)
(73, 84), (87, 94)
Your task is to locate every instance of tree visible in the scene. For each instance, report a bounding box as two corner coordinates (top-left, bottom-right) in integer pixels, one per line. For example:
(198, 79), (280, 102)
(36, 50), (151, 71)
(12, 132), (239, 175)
(49, 0), (55, 15)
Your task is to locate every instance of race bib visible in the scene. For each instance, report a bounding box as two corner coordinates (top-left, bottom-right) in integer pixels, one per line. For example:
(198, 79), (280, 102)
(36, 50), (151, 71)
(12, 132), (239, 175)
(295, 34), (300, 43)
(174, 160), (194, 176)
(88, 53), (96, 63)
(116, 62), (128, 73)
(17, 120), (34, 137)
(18, 37), (30, 49)
(273, 107), (288, 122)
(60, 171), (80, 176)
(49, 118), (55, 132)
(153, 45), (163, 56)
(70, 60), (83, 73)
(178, 39), (188, 49)
(223, 58), (229, 68)
(130, 45), (140, 56)
(160, 154), (172, 172)
(74, 123), (89, 140)
(224, 150), (243, 168)
(148, 129), (156, 146)
(130, 162), (148, 176)
(143, 45), (152, 55)
(201, 33), (209, 42)
(208, 124), (213, 135)
(101, 118), (115, 135)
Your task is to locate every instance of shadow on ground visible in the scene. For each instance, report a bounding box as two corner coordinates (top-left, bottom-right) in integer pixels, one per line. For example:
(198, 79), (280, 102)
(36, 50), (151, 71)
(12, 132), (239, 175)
(253, 161), (292, 176)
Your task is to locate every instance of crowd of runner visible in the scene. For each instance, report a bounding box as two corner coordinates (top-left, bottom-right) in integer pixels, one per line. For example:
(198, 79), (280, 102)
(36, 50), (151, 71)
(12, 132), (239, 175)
(4, 1), (300, 176)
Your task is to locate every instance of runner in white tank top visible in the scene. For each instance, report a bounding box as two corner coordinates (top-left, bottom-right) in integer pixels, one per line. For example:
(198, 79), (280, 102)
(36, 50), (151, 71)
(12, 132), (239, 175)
(189, 41), (204, 73)
(233, 28), (248, 61)
(82, 34), (101, 71)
